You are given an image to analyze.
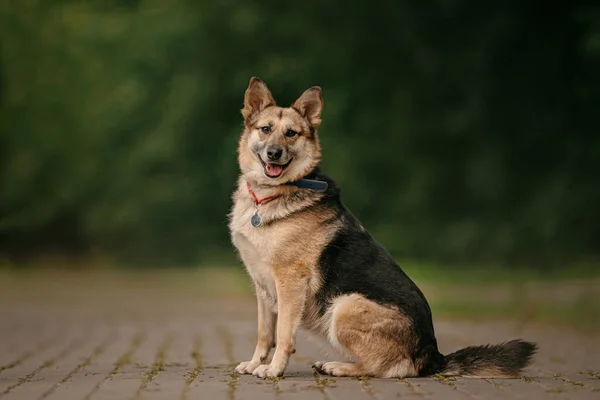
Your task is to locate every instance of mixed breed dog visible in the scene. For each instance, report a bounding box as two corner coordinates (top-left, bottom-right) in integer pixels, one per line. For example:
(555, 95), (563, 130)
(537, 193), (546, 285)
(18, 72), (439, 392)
(228, 77), (537, 379)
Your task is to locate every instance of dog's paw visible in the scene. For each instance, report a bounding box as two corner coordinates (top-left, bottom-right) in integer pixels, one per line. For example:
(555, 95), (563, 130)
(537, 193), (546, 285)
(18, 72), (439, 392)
(235, 360), (261, 374)
(312, 361), (355, 377)
(311, 361), (325, 372)
(312, 361), (327, 374)
(252, 363), (284, 378)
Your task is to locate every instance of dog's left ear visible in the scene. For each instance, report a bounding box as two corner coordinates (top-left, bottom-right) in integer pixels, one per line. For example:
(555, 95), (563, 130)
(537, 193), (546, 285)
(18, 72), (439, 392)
(292, 87), (323, 128)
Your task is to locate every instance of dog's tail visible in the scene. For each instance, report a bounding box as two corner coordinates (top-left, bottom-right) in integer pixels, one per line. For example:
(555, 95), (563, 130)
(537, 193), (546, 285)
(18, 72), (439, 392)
(439, 339), (537, 378)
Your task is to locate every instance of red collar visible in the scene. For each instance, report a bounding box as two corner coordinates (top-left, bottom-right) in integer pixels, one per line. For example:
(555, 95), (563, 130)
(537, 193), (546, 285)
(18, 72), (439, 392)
(246, 181), (282, 206)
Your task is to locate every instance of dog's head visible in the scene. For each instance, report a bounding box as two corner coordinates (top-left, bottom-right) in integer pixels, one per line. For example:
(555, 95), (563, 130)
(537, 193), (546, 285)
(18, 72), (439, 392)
(237, 77), (323, 184)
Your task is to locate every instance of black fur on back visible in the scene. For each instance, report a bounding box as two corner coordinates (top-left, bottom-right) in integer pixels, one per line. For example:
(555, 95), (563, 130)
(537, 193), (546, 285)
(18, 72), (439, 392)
(306, 167), (536, 377)
(307, 168), (445, 374)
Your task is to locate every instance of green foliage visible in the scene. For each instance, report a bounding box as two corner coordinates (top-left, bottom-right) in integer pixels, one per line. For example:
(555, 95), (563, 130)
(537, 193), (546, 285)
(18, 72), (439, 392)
(1, 0), (599, 267)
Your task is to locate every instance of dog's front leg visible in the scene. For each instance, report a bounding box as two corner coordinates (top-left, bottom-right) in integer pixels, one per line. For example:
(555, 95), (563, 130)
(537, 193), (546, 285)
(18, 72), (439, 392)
(253, 275), (307, 378)
(235, 288), (277, 374)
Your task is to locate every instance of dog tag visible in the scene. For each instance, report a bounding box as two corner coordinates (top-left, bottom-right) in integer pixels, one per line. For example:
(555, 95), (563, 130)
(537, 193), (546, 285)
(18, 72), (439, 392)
(251, 211), (262, 227)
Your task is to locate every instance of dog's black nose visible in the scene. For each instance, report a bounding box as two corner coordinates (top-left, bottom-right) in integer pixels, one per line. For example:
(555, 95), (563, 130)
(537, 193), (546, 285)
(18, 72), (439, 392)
(266, 146), (283, 161)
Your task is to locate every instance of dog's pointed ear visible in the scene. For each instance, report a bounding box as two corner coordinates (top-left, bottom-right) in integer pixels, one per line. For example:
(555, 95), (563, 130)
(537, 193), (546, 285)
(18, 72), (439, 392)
(242, 77), (275, 121)
(292, 87), (323, 128)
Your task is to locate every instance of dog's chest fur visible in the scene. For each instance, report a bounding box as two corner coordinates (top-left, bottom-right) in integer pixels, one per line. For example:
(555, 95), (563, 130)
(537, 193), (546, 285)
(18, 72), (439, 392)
(229, 182), (338, 319)
(229, 194), (281, 309)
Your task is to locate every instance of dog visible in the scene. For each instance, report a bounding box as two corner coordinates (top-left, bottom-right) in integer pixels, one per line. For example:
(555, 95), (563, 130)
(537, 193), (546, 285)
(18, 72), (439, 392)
(228, 77), (537, 379)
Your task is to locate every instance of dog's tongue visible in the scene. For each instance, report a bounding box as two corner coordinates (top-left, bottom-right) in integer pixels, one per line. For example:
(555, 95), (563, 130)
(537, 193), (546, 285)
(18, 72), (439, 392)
(266, 163), (283, 177)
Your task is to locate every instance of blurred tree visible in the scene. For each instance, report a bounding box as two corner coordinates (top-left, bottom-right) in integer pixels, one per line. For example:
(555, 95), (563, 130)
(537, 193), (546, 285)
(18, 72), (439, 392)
(1, 0), (598, 267)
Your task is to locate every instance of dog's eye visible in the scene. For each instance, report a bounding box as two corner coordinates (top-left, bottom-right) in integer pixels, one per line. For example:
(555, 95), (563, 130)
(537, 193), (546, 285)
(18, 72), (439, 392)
(285, 129), (297, 138)
(261, 126), (271, 134)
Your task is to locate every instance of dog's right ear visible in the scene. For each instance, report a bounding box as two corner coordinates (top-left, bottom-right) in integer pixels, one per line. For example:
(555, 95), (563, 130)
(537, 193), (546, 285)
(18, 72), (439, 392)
(242, 77), (275, 122)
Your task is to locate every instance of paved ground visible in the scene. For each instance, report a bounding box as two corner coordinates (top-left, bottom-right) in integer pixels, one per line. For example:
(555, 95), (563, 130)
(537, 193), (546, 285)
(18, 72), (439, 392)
(0, 272), (599, 399)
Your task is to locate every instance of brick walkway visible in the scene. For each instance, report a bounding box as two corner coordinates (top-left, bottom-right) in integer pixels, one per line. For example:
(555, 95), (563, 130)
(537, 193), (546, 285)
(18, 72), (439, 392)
(0, 273), (599, 399)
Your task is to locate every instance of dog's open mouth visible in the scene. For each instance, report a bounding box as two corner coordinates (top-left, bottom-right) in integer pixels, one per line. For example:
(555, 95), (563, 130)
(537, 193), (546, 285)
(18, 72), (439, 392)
(258, 155), (293, 178)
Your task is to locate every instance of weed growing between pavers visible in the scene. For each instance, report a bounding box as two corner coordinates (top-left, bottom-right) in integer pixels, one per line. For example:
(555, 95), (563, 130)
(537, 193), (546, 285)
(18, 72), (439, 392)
(142, 334), (172, 383)
(580, 370), (600, 379)
(554, 374), (596, 392)
(400, 377), (426, 397)
(40, 335), (114, 399)
(0, 358), (25, 374)
(313, 377), (336, 388)
(269, 377), (283, 395)
(0, 337), (55, 374)
(190, 334), (203, 376)
(128, 334), (173, 400)
(1, 336), (83, 396)
(486, 379), (501, 388)
(110, 332), (144, 377)
(356, 376), (374, 394)
(184, 367), (202, 384)
(228, 372), (239, 391)
(82, 333), (144, 400)
(143, 363), (165, 383)
(432, 373), (457, 385)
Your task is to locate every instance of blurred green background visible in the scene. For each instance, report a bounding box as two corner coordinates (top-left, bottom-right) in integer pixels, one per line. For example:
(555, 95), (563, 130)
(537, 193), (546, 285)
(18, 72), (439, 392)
(1, 0), (599, 272)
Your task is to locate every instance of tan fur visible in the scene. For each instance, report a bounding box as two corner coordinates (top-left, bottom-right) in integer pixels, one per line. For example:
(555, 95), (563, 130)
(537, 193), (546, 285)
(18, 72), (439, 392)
(230, 188), (341, 377)
(230, 77), (342, 378)
(231, 77), (537, 379)
(230, 77), (421, 378)
(237, 79), (322, 187)
(313, 294), (418, 378)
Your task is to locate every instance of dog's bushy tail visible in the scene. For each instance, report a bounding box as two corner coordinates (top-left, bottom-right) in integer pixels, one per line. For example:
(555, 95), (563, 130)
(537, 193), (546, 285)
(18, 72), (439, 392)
(440, 339), (537, 378)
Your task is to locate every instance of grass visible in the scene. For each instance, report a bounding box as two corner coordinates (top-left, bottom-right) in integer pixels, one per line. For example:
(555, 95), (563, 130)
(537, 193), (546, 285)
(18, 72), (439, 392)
(184, 335), (203, 385)
(227, 372), (239, 391)
(432, 373), (456, 385)
(132, 335), (171, 400)
(313, 377), (336, 388)
(142, 363), (165, 383)
(580, 370), (599, 379)
(356, 376), (374, 394)
(142, 335), (172, 383)
(424, 281), (600, 331)
(399, 260), (600, 285)
(1, 263), (598, 332)
(428, 299), (599, 331)
(111, 333), (143, 376)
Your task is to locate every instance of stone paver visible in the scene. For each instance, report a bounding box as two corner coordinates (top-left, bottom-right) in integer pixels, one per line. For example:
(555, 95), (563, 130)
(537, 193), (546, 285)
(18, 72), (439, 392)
(0, 274), (598, 400)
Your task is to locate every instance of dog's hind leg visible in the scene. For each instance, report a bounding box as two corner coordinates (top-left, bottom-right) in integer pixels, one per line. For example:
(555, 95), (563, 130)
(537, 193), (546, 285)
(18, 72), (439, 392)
(316, 293), (420, 378)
